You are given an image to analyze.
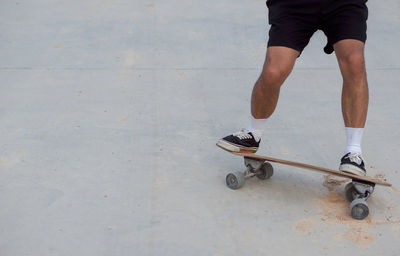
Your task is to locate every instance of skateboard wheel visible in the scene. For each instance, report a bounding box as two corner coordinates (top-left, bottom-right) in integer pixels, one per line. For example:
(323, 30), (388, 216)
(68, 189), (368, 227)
(345, 183), (357, 202)
(226, 171), (245, 190)
(350, 199), (369, 220)
(256, 162), (274, 180)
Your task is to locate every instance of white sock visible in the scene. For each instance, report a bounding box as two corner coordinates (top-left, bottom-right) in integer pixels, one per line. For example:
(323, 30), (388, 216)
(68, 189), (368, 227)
(345, 127), (364, 155)
(247, 116), (267, 142)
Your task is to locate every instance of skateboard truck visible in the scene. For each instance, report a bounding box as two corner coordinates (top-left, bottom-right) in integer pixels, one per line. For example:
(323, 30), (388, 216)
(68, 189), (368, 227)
(244, 157), (263, 173)
(226, 157), (273, 190)
(345, 180), (375, 220)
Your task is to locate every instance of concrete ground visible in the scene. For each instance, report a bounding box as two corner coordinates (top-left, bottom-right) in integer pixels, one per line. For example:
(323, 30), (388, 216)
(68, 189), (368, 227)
(1, 0), (399, 255)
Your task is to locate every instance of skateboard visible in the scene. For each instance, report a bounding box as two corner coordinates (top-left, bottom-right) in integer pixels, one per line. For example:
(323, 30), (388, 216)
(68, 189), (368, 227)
(217, 144), (391, 220)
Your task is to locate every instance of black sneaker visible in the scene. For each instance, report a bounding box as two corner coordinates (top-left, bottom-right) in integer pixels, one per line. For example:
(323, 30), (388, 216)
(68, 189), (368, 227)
(217, 130), (260, 153)
(339, 152), (366, 176)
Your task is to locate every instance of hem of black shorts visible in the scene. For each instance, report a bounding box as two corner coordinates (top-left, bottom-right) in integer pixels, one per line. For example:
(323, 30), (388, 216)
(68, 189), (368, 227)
(330, 36), (367, 49)
(267, 43), (303, 56)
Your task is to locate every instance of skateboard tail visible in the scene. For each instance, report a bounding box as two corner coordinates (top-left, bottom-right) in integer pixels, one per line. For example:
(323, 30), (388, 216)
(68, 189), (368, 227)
(216, 141), (240, 152)
(216, 142), (257, 154)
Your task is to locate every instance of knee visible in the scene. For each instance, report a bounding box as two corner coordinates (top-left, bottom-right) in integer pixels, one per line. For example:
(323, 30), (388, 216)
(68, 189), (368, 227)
(259, 65), (289, 88)
(341, 52), (365, 70)
(339, 52), (366, 83)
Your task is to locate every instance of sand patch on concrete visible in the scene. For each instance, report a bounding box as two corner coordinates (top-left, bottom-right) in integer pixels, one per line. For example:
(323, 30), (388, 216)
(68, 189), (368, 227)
(0, 156), (18, 167)
(294, 219), (314, 233)
(392, 225), (400, 233)
(345, 227), (376, 246)
(317, 191), (354, 222)
(176, 70), (185, 77)
(322, 175), (349, 192)
(316, 191), (400, 246)
(118, 117), (128, 122)
(316, 191), (375, 246)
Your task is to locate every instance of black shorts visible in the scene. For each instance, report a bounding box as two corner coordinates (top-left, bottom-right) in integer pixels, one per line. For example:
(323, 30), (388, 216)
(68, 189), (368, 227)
(266, 0), (368, 54)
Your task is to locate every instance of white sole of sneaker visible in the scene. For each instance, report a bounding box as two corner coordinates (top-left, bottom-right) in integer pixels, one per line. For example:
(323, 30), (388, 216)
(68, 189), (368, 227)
(216, 139), (257, 153)
(339, 164), (366, 177)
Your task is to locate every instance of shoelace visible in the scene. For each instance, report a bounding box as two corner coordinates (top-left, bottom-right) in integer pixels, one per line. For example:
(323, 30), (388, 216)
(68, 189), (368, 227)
(233, 130), (253, 140)
(346, 152), (363, 165)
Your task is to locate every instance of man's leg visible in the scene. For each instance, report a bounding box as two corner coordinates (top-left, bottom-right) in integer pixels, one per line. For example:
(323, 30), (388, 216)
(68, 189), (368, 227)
(334, 39), (368, 129)
(217, 0), (318, 153)
(217, 46), (299, 153)
(251, 46), (299, 119)
(334, 39), (368, 176)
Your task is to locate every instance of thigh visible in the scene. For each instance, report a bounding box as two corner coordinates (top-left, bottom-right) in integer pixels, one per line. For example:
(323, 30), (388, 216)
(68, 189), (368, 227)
(262, 46), (299, 78)
(334, 40), (365, 60)
(334, 39), (366, 78)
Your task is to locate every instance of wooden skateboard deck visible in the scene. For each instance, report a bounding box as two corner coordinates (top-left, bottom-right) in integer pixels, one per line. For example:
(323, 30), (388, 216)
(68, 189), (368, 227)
(217, 145), (391, 187)
(217, 144), (391, 220)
